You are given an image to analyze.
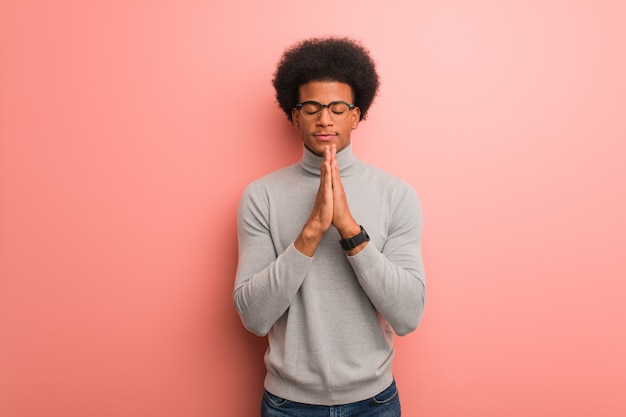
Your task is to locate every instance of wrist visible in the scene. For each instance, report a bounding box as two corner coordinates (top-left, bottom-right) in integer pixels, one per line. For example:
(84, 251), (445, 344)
(336, 221), (361, 239)
(295, 221), (326, 257)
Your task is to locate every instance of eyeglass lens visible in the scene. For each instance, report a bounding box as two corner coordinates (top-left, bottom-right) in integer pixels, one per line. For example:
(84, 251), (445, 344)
(299, 101), (352, 121)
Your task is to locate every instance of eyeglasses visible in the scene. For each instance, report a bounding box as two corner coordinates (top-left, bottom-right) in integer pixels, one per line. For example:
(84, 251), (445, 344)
(295, 100), (356, 121)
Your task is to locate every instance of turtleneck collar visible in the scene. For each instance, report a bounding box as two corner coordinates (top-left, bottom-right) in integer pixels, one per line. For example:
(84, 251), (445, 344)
(298, 144), (359, 177)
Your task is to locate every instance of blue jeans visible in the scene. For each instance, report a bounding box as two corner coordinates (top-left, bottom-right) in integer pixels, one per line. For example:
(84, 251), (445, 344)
(260, 379), (401, 417)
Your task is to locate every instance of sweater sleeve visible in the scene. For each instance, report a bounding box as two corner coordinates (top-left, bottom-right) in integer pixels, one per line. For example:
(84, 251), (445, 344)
(233, 182), (313, 336)
(347, 184), (426, 336)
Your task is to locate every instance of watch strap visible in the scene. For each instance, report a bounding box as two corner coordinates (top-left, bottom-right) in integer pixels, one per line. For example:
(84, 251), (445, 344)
(339, 225), (370, 251)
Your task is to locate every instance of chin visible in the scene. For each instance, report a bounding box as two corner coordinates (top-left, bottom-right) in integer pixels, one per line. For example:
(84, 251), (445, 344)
(304, 144), (324, 156)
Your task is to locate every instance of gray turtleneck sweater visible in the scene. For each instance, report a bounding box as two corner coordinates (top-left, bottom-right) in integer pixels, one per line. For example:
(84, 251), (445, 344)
(234, 144), (425, 405)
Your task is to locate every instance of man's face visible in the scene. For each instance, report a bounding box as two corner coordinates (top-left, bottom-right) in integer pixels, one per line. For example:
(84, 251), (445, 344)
(291, 81), (360, 155)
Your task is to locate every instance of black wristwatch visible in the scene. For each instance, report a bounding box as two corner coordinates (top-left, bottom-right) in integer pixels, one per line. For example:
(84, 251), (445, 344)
(339, 225), (370, 251)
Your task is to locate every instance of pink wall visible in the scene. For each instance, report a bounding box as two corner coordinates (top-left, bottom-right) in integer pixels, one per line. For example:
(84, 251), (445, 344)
(1, 1), (625, 416)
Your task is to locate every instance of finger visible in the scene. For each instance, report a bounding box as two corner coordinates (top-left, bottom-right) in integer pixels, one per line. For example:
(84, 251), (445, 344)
(330, 145), (342, 187)
(324, 157), (333, 194)
(316, 146), (331, 204)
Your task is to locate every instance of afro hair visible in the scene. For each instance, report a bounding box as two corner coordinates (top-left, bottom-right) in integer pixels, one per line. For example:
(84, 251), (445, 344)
(272, 37), (380, 121)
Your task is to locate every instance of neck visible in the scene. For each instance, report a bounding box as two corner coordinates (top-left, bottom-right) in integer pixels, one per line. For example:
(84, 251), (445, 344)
(299, 144), (358, 177)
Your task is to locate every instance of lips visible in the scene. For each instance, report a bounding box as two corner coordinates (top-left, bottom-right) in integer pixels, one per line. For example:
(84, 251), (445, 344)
(314, 133), (336, 141)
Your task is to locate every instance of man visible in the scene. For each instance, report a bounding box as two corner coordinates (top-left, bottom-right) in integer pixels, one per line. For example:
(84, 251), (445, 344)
(234, 37), (426, 416)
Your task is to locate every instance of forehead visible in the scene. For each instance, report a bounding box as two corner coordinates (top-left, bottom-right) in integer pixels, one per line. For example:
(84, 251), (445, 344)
(298, 81), (354, 102)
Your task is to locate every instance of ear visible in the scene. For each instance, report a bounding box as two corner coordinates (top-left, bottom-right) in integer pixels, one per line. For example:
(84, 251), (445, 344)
(351, 107), (361, 130)
(291, 107), (300, 129)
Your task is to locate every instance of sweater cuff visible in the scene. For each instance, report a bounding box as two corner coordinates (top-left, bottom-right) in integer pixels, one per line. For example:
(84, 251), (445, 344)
(285, 241), (316, 263)
(346, 241), (379, 275)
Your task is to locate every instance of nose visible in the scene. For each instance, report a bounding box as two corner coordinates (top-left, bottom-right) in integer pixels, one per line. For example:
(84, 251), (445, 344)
(316, 107), (333, 125)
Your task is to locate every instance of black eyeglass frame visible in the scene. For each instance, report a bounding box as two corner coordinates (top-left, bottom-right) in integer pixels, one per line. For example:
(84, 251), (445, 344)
(294, 100), (356, 120)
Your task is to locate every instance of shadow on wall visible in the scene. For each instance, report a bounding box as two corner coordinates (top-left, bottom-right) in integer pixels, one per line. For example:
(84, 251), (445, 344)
(220, 213), (269, 412)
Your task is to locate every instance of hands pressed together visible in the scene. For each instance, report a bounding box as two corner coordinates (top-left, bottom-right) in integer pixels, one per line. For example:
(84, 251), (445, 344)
(295, 144), (365, 256)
